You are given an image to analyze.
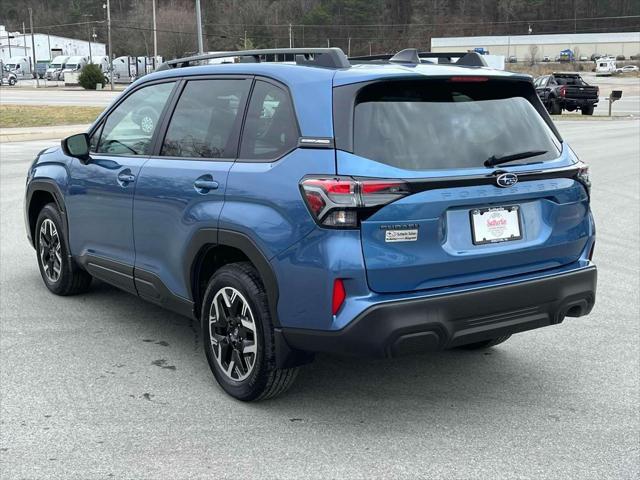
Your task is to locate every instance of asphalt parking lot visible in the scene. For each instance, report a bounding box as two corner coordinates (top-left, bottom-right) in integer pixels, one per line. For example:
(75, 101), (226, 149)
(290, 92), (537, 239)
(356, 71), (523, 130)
(1, 119), (639, 479)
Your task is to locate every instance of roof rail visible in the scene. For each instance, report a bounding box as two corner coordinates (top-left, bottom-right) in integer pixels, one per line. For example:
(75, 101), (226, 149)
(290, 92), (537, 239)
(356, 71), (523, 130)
(157, 48), (350, 71)
(350, 49), (488, 67)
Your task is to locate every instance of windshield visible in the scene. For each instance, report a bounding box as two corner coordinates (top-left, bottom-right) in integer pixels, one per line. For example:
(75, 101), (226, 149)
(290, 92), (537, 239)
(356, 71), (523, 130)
(353, 79), (561, 170)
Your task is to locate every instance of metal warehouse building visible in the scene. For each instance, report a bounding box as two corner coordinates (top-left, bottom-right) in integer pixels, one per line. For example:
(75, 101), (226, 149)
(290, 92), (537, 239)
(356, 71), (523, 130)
(0, 25), (106, 63)
(431, 32), (640, 60)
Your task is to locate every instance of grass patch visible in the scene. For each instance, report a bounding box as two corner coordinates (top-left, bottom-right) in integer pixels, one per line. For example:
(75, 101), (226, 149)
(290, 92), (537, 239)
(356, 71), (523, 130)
(0, 104), (104, 128)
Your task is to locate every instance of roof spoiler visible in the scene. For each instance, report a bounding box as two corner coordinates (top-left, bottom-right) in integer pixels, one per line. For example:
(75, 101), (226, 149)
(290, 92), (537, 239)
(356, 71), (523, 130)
(350, 49), (488, 67)
(156, 48), (351, 71)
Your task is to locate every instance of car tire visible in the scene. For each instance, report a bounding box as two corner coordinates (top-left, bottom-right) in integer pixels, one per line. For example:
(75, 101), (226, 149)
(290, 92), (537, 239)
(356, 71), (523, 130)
(458, 335), (512, 350)
(581, 105), (594, 115)
(8, 77), (16, 86)
(35, 203), (92, 296)
(201, 262), (299, 401)
(550, 99), (562, 115)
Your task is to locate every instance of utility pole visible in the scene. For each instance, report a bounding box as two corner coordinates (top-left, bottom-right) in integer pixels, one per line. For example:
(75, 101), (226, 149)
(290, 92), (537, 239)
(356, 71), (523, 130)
(152, 0), (157, 60)
(195, 0), (204, 54)
(244, 30), (247, 49)
(105, 0), (114, 90)
(29, 8), (39, 87)
(348, 37), (351, 56)
(289, 23), (292, 48)
(47, 33), (51, 60)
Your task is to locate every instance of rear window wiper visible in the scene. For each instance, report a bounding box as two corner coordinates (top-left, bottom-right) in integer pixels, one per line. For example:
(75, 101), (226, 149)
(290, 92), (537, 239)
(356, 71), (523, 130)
(484, 150), (548, 168)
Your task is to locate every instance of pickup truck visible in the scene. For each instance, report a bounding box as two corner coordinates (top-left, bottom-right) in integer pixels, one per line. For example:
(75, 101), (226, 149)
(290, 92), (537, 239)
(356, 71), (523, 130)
(534, 72), (599, 115)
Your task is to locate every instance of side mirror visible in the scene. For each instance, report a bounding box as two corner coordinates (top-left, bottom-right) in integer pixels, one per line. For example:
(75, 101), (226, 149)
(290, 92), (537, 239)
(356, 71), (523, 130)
(61, 133), (90, 162)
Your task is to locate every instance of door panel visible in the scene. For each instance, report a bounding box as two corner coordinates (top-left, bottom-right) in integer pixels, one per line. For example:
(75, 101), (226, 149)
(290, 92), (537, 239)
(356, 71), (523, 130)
(133, 78), (252, 300)
(66, 80), (176, 291)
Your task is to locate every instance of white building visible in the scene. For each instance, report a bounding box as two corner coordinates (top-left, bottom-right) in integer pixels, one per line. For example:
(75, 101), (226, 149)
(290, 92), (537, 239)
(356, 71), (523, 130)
(0, 25), (106, 63)
(431, 32), (640, 60)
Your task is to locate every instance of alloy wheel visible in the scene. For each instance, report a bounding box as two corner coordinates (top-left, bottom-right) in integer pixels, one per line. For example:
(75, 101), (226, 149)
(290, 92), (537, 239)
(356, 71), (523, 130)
(209, 287), (258, 381)
(39, 219), (62, 283)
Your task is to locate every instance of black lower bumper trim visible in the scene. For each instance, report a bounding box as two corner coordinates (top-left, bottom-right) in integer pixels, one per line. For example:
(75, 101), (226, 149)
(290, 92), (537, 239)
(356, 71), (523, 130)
(282, 266), (597, 358)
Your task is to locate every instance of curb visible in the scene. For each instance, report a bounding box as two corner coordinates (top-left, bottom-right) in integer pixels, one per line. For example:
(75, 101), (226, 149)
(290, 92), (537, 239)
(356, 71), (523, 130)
(0, 125), (89, 143)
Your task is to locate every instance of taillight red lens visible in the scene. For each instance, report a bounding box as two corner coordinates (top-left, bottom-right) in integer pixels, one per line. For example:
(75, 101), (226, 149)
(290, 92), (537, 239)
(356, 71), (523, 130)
(300, 177), (410, 228)
(304, 190), (325, 216)
(360, 180), (407, 194)
(332, 278), (346, 315)
(559, 85), (567, 97)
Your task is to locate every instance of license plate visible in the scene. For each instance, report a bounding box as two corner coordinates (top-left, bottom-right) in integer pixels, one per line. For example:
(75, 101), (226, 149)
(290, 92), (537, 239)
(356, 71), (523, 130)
(470, 206), (522, 245)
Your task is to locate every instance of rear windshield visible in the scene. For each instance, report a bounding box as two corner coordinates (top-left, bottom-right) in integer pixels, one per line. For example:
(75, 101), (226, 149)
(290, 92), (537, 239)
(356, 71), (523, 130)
(353, 79), (561, 170)
(555, 75), (586, 85)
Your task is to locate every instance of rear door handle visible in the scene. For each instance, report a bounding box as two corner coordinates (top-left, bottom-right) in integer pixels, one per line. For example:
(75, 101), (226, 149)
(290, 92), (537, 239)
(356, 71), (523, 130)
(194, 175), (219, 193)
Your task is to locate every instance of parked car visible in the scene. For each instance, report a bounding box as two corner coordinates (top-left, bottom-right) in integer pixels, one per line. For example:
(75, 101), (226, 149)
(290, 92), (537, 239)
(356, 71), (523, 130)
(534, 72), (599, 115)
(542, 55), (551, 62)
(507, 55), (517, 63)
(24, 48), (597, 401)
(616, 65), (639, 73)
(579, 55), (588, 62)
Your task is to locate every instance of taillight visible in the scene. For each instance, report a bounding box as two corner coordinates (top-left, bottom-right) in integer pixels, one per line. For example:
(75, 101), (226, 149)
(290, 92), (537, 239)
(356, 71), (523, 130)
(576, 162), (591, 194)
(559, 85), (567, 97)
(300, 176), (410, 228)
(332, 279), (346, 315)
(448, 76), (489, 82)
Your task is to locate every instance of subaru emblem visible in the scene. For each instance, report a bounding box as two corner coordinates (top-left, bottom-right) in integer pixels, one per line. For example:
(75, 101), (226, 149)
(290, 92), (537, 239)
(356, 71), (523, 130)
(496, 173), (518, 188)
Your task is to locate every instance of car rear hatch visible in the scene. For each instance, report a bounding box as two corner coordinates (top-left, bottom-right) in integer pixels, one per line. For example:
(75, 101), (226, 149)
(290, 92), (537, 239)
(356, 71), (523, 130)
(329, 75), (592, 294)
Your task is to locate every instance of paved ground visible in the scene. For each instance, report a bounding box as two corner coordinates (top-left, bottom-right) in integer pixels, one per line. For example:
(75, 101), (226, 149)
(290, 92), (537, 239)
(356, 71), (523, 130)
(0, 120), (638, 479)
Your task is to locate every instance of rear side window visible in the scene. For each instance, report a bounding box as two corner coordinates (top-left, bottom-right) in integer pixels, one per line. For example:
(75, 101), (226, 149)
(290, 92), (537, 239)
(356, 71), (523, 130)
(353, 79), (561, 170)
(239, 80), (298, 160)
(161, 79), (250, 158)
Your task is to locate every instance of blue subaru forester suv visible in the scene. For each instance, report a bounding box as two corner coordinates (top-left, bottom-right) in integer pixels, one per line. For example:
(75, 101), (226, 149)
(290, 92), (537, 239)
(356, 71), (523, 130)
(25, 48), (597, 400)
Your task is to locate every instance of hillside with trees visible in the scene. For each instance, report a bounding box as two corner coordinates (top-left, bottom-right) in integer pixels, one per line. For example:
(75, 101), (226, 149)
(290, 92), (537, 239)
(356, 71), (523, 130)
(1, 0), (638, 59)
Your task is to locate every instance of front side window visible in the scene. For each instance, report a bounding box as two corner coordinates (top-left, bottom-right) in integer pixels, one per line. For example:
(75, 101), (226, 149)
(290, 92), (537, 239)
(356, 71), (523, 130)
(240, 81), (298, 160)
(161, 79), (250, 158)
(96, 81), (175, 156)
(352, 79), (561, 171)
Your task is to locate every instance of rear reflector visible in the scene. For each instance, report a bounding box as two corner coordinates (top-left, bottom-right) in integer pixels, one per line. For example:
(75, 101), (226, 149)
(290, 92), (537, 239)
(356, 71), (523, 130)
(332, 279), (346, 315)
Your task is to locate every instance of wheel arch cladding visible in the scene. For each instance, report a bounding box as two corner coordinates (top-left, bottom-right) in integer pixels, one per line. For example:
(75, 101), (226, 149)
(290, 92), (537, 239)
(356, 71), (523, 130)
(26, 181), (67, 247)
(187, 229), (280, 326)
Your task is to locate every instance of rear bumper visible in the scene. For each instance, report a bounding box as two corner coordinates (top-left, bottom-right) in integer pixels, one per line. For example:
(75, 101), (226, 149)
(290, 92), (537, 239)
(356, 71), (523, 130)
(561, 99), (598, 108)
(281, 266), (597, 358)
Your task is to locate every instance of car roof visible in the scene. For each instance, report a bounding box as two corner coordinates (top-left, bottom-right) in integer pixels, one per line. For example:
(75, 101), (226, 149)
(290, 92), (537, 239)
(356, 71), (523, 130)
(140, 60), (530, 87)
